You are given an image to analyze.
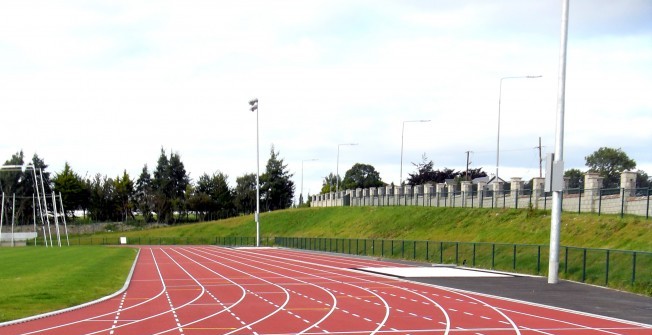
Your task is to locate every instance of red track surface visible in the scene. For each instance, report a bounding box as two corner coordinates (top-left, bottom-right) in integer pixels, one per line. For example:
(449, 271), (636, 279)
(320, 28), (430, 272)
(2, 246), (650, 335)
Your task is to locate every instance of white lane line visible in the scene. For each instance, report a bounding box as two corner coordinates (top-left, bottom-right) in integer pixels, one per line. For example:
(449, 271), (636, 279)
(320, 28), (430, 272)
(194, 247), (394, 335)
(230, 248), (449, 335)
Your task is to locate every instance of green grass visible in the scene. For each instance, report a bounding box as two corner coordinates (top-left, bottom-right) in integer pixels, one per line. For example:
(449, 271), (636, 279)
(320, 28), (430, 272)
(0, 247), (137, 322)
(89, 207), (652, 251)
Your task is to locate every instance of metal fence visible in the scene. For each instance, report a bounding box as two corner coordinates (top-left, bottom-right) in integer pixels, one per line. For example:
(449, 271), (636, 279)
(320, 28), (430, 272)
(314, 187), (651, 219)
(29, 235), (651, 295)
(275, 236), (652, 295)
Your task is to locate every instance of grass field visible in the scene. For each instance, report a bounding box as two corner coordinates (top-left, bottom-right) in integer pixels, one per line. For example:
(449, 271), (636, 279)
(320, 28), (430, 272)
(0, 247), (137, 322)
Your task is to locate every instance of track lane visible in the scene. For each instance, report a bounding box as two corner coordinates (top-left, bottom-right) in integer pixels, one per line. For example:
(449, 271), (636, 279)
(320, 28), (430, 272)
(2, 246), (650, 335)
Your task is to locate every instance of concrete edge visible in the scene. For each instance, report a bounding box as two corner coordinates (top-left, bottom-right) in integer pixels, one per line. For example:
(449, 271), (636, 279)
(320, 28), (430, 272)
(0, 248), (141, 327)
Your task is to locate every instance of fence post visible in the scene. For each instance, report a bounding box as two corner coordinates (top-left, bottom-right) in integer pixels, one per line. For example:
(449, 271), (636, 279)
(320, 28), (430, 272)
(537, 245), (541, 274)
(632, 252), (637, 285)
(605, 249), (610, 286)
(426, 241), (429, 261)
(578, 189), (582, 214)
(621, 188), (625, 218)
(413, 241), (416, 259)
(440, 242), (444, 264)
(513, 245), (517, 270)
(455, 242), (459, 264)
(491, 244), (495, 269)
(598, 188), (603, 216)
(472, 243), (476, 267)
(647, 188), (650, 219)
(582, 248), (587, 282)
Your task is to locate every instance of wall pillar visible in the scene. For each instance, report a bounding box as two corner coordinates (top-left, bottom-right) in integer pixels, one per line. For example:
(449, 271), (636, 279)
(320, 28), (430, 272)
(461, 181), (472, 207)
(532, 177), (545, 209)
(436, 183), (446, 207)
(621, 171), (637, 196)
(584, 173), (603, 212)
(511, 177), (524, 208)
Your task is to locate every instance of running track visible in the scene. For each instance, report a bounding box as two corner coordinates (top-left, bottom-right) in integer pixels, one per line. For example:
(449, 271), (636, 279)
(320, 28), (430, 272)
(2, 246), (650, 335)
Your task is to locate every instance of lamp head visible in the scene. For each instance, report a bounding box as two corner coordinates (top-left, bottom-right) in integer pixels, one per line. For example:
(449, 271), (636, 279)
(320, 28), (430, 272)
(249, 98), (258, 106)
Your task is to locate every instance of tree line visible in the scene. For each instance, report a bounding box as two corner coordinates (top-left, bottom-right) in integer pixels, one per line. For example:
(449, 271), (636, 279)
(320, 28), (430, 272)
(319, 154), (488, 194)
(1, 146), (294, 225)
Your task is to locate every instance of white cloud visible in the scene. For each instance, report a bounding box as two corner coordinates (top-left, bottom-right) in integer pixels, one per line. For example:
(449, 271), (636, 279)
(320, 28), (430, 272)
(0, 0), (650, 196)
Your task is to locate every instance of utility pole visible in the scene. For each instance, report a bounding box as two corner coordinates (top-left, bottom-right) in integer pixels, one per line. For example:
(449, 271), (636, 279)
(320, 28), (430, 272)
(535, 137), (543, 178)
(465, 151), (472, 181)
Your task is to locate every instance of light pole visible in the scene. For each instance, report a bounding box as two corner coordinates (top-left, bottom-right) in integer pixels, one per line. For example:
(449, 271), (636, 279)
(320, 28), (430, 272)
(496, 75), (542, 180)
(400, 120), (430, 185)
(336, 143), (357, 193)
(549, 0), (569, 285)
(301, 158), (318, 205)
(249, 98), (260, 247)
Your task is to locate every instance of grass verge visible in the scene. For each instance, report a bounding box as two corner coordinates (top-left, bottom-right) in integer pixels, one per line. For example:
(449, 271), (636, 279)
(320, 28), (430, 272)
(0, 247), (137, 322)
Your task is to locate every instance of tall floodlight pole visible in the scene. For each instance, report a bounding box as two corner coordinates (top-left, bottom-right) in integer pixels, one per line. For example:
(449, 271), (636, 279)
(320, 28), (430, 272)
(496, 75), (542, 180)
(249, 98), (260, 247)
(400, 120), (431, 185)
(336, 143), (358, 193)
(301, 158), (318, 205)
(549, 0), (570, 284)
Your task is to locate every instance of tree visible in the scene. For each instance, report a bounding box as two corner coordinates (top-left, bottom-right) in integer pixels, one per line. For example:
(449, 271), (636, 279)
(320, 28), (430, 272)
(341, 163), (384, 190)
(585, 147), (636, 188)
(151, 148), (190, 223)
(53, 162), (89, 221)
(134, 165), (155, 223)
(406, 154), (467, 186)
(260, 146), (295, 211)
(234, 173), (256, 215)
(114, 170), (135, 222)
(320, 173), (339, 194)
(190, 172), (234, 220)
(564, 168), (585, 189)
(87, 174), (120, 221)
(637, 171), (651, 189)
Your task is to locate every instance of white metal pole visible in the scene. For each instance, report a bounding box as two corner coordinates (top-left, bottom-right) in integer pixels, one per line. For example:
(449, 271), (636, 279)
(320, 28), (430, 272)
(59, 193), (69, 246)
(11, 194), (15, 247)
(249, 98), (260, 247)
(0, 193), (4, 246)
(336, 145), (340, 194)
(31, 167), (47, 247)
(52, 193), (61, 247)
(39, 169), (53, 247)
(549, 0), (570, 284)
(400, 121), (405, 186)
(33, 195), (37, 246)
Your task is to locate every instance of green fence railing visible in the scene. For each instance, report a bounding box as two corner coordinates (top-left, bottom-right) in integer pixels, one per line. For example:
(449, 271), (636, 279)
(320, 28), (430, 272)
(274, 236), (652, 295)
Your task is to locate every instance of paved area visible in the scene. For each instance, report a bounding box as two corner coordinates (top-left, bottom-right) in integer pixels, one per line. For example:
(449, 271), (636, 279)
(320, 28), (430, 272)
(408, 272), (652, 325)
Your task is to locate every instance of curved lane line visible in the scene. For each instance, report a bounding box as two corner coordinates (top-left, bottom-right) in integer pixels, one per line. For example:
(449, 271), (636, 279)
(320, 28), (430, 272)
(197, 246), (392, 335)
(185, 246), (341, 335)
(170, 247), (294, 335)
(236, 248), (453, 334)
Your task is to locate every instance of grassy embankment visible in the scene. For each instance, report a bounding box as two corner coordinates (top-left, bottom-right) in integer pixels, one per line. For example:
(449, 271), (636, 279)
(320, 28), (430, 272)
(93, 207), (652, 251)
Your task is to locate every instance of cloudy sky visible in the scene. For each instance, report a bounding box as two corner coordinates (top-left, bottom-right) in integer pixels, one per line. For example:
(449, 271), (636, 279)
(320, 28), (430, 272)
(1, 0), (650, 198)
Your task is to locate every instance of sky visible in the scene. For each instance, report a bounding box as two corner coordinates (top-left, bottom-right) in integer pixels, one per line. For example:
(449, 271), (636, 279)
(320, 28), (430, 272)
(1, 0), (650, 200)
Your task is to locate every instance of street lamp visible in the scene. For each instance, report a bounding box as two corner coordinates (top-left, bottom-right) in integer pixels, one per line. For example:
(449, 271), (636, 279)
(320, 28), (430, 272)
(496, 75), (542, 180)
(301, 158), (318, 205)
(249, 98), (260, 247)
(400, 120), (431, 185)
(336, 143), (357, 193)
